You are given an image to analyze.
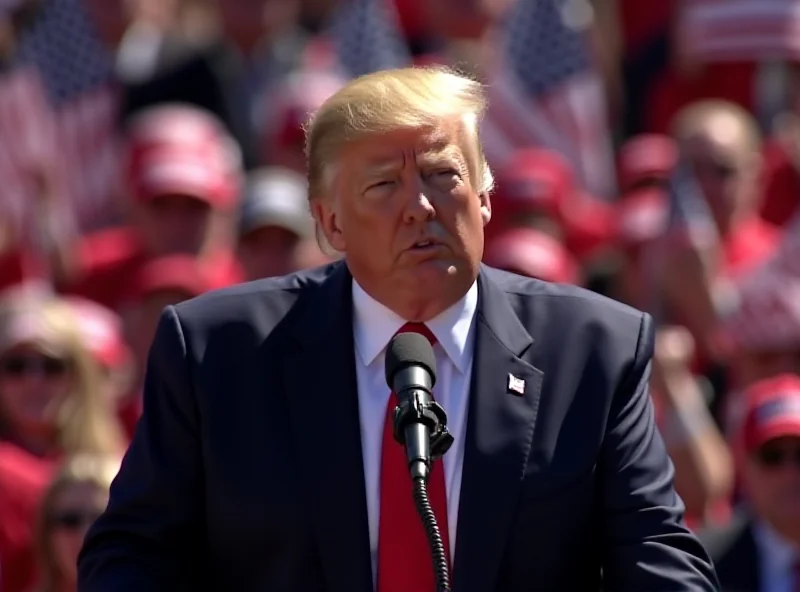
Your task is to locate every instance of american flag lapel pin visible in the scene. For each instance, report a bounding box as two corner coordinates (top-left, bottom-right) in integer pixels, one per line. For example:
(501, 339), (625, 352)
(507, 373), (525, 396)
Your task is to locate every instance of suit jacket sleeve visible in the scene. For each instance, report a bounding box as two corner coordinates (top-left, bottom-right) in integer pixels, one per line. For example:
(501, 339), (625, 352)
(78, 306), (204, 591)
(600, 313), (719, 591)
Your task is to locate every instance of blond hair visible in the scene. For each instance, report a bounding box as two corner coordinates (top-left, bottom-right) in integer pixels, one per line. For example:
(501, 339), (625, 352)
(671, 100), (761, 153)
(304, 66), (495, 200)
(0, 294), (126, 456)
(34, 453), (121, 592)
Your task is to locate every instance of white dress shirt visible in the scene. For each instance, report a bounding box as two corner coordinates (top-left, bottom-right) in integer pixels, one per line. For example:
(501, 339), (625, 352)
(754, 520), (800, 592)
(352, 279), (477, 587)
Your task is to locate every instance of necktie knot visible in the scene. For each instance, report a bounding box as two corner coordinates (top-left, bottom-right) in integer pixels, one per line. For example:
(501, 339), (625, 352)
(396, 322), (437, 346)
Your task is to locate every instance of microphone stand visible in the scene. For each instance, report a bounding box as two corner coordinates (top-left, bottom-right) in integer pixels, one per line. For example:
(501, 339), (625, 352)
(392, 390), (455, 592)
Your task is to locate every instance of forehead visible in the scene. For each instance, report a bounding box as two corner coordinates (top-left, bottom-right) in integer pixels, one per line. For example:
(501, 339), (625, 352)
(685, 114), (752, 158)
(349, 122), (469, 169)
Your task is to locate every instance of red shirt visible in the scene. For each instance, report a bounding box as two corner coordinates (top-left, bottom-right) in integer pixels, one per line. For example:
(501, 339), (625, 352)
(722, 216), (781, 278)
(0, 443), (56, 592)
(760, 140), (800, 227)
(61, 226), (244, 312)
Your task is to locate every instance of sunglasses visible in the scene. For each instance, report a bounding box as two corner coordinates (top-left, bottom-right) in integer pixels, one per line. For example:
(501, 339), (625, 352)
(49, 509), (102, 531)
(755, 444), (800, 469)
(0, 355), (69, 378)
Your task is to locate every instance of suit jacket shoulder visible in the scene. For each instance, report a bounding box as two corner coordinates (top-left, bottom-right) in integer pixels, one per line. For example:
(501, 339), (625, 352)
(484, 266), (649, 359)
(172, 263), (338, 336)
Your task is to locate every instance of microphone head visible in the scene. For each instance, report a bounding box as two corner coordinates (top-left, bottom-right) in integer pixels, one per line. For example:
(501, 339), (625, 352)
(385, 332), (437, 389)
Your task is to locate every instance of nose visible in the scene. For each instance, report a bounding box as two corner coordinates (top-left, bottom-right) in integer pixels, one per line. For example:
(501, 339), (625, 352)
(402, 176), (435, 224)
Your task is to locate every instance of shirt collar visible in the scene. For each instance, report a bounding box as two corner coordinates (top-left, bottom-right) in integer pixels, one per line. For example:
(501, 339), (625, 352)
(352, 279), (478, 374)
(754, 519), (799, 573)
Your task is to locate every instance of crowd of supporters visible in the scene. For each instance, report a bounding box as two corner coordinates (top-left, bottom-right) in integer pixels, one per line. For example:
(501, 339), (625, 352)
(1, 0), (800, 590)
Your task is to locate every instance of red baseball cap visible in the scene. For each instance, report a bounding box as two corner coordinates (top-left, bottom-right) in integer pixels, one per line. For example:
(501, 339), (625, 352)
(127, 255), (211, 304)
(741, 374), (800, 452)
(125, 104), (242, 209)
(494, 148), (575, 222)
(484, 228), (581, 285)
(64, 296), (131, 371)
(561, 194), (617, 262)
(618, 134), (678, 192)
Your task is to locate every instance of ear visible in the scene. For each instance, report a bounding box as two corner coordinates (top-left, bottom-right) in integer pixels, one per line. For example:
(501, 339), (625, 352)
(310, 198), (347, 252)
(478, 191), (492, 226)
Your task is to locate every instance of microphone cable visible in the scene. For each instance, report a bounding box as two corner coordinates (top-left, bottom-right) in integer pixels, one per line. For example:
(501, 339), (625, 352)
(412, 474), (451, 592)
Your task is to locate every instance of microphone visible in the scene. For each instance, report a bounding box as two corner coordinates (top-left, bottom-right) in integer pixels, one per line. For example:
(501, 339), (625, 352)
(385, 332), (454, 592)
(385, 332), (453, 479)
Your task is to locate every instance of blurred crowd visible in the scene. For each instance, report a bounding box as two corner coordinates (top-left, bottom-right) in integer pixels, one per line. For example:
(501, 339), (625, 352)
(1, 0), (800, 590)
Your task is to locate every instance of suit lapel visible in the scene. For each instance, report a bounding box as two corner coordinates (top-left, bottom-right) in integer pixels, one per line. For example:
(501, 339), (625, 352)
(283, 263), (373, 592)
(453, 268), (544, 592)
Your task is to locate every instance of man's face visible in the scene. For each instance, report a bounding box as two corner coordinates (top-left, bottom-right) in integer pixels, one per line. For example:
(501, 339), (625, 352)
(312, 120), (491, 320)
(744, 436), (800, 538)
(684, 117), (760, 235)
(238, 225), (302, 280)
(135, 194), (214, 256)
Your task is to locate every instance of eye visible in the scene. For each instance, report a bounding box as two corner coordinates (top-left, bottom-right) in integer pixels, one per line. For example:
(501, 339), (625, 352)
(368, 180), (395, 189)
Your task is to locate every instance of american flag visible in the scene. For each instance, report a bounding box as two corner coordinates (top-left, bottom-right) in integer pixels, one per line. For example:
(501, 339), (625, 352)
(9, 0), (120, 236)
(327, 0), (412, 78)
(678, 0), (800, 63)
(481, 0), (616, 199)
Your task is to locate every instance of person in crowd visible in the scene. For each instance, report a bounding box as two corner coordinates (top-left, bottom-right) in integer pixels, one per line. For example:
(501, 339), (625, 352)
(259, 61), (345, 172)
(720, 267), (800, 439)
(0, 292), (125, 592)
(117, 254), (214, 434)
(482, 227), (581, 285)
(656, 100), (780, 375)
(651, 325), (733, 528)
(487, 148), (570, 243)
(617, 134), (678, 193)
(117, 0), (308, 168)
(701, 373), (800, 591)
(63, 297), (137, 442)
(31, 453), (120, 592)
(671, 100), (779, 278)
(237, 167), (328, 281)
(61, 103), (244, 312)
(79, 66), (717, 591)
(612, 185), (670, 312)
(488, 148), (616, 264)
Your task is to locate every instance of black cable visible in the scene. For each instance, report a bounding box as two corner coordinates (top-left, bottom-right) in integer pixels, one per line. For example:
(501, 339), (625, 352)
(412, 475), (451, 592)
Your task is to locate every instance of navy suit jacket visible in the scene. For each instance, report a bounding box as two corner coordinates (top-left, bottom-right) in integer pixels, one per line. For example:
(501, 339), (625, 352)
(78, 262), (719, 591)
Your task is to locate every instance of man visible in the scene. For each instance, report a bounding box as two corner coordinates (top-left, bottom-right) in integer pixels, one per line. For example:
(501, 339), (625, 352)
(78, 66), (717, 591)
(700, 373), (800, 591)
(62, 103), (243, 312)
(236, 167), (328, 281)
(671, 100), (779, 277)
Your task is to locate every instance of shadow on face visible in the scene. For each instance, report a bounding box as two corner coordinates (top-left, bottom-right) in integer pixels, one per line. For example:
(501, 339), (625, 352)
(135, 195), (215, 256)
(744, 436), (800, 540)
(0, 344), (73, 440)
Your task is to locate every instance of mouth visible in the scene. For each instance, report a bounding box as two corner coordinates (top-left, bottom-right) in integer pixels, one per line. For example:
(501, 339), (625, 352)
(409, 238), (441, 251)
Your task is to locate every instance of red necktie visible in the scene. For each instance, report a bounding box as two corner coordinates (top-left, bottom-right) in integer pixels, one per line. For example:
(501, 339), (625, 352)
(377, 322), (450, 592)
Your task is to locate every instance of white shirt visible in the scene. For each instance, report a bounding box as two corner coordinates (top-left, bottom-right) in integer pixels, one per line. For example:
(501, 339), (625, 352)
(754, 520), (799, 592)
(352, 280), (477, 587)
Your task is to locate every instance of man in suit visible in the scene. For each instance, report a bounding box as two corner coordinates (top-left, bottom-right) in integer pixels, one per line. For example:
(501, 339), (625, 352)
(701, 373), (800, 591)
(78, 66), (718, 591)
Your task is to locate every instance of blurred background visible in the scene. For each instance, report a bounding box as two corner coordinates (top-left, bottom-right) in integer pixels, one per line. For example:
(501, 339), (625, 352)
(0, 0), (799, 590)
